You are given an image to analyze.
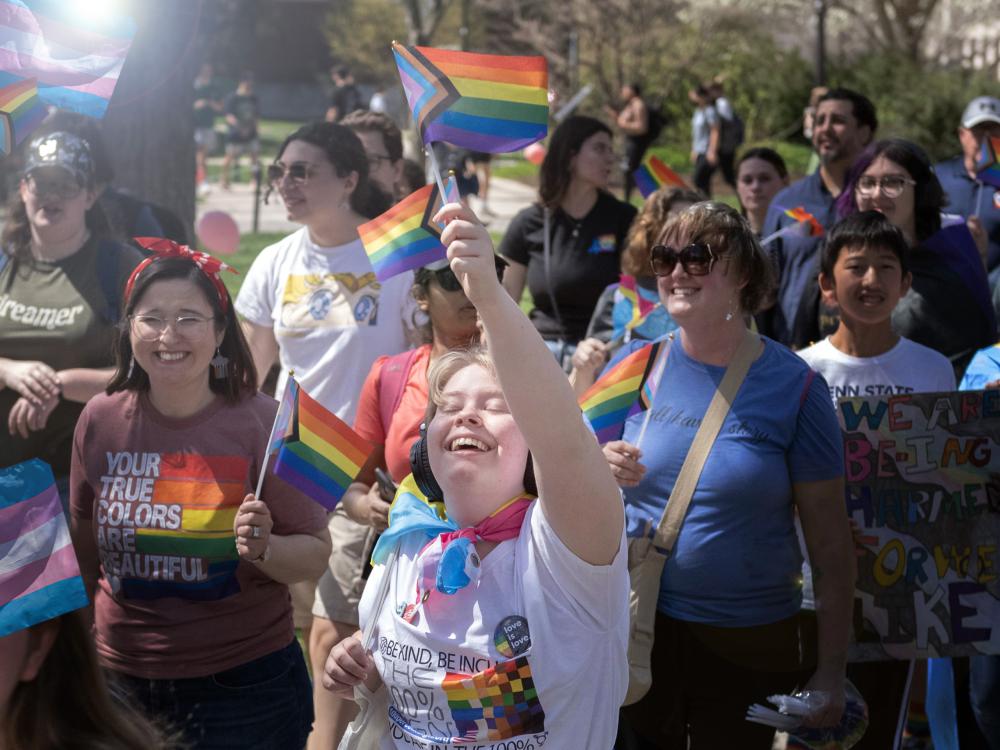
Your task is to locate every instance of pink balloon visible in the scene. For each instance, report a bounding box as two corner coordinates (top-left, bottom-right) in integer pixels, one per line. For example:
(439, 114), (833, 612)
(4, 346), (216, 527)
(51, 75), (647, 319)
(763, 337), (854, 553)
(524, 142), (546, 165)
(196, 210), (240, 255)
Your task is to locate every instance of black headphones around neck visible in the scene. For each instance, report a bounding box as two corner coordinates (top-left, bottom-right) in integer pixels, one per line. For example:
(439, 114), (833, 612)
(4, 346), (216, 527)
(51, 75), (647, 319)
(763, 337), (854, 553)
(409, 422), (537, 501)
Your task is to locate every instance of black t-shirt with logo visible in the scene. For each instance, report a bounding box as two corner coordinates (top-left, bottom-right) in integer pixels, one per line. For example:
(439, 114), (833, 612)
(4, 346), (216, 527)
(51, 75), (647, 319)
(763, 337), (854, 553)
(0, 237), (143, 477)
(499, 191), (637, 343)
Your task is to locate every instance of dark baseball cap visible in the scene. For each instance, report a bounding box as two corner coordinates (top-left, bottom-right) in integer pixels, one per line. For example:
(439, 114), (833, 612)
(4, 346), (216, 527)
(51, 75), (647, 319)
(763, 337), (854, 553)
(24, 131), (95, 186)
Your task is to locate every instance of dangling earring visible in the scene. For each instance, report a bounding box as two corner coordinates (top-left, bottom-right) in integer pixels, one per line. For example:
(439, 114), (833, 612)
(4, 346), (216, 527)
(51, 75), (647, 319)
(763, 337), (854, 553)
(210, 348), (229, 379)
(127, 356), (135, 379)
(725, 296), (735, 322)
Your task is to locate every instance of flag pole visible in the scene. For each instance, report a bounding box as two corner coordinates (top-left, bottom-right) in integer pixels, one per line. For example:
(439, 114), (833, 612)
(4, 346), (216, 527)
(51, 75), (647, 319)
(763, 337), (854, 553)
(426, 144), (449, 201)
(760, 224), (798, 246)
(255, 370), (295, 500)
(633, 345), (668, 451)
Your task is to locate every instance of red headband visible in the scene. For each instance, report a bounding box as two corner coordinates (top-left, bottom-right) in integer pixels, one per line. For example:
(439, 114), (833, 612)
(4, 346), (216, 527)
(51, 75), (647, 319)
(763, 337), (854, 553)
(125, 237), (239, 312)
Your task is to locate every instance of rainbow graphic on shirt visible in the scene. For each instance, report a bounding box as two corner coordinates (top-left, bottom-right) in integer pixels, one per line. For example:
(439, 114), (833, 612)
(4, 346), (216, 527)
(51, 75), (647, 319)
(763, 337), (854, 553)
(97, 452), (246, 601)
(441, 656), (545, 741)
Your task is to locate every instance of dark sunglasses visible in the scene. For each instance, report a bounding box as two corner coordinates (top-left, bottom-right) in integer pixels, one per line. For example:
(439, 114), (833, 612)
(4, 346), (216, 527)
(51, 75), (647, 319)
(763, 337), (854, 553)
(432, 258), (507, 291)
(649, 242), (717, 277)
(266, 162), (311, 185)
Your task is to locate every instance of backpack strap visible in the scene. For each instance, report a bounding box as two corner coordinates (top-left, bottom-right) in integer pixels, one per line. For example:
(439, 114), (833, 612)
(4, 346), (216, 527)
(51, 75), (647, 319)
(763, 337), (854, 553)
(378, 347), (422, 436)
(96, 239), (126, 324)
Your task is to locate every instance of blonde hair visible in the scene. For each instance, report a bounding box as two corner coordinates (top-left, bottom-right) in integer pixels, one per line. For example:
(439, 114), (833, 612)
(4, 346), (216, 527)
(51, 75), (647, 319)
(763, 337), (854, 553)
(426, 345), (496, 418)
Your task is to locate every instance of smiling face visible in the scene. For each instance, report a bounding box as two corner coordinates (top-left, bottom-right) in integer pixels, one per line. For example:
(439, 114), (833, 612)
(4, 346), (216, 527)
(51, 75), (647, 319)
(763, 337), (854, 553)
(736, 157), (786, 216)
(418, 274), (479, 344)
(855, 156), (917, 242)
(274, 139), (357, 226)
(129, 278), (224, 401)
(19, 167), (95, 243)
(656, 233), (743, 326)
(570, 131), (615, 190)
(426, 364), (529, 526)
(820, 242), (910, 327)
(812, 98), (871, 167)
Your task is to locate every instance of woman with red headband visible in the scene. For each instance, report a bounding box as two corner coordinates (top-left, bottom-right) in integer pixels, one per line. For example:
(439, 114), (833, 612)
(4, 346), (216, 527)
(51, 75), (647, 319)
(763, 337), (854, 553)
(68, 241), (332, 749)
(0, 131), (143, 496)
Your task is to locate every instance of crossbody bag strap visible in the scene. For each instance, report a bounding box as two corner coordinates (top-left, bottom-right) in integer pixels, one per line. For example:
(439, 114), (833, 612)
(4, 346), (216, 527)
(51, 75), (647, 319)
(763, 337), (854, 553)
(542, 208), (566, 336)
(653, 330), (760, 551)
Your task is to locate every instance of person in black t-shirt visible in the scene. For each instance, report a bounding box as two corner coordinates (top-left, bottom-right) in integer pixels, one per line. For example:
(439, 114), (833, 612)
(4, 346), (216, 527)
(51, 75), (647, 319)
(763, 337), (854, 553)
(221, 73), (260, 189)
(325, 66), (364, 123)
(499, 116), (637, 369)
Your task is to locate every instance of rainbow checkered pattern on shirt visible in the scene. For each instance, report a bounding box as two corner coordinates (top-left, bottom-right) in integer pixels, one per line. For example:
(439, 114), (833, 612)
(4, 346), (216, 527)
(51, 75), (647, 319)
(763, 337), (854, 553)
(441, 656), (546, 741)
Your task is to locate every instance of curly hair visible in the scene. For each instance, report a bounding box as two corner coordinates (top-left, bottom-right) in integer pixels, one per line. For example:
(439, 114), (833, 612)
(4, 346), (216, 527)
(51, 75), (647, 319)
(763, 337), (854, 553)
(621, 186), (704, 277)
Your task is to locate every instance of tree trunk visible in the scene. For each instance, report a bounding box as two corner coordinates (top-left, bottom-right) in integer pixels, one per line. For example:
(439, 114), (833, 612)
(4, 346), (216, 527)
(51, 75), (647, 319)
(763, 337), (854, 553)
(102, 0), (204, 240)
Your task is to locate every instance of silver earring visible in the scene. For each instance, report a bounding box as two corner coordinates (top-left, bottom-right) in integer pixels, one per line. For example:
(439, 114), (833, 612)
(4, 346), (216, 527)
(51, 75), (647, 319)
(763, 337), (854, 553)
(725, 309), (734, 321)
(127, 356), (135, 379)
(210, 348), (229, 378)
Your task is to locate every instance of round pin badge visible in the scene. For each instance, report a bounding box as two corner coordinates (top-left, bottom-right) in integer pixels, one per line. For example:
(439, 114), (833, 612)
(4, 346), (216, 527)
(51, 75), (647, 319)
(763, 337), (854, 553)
(494, 615), (531, 658)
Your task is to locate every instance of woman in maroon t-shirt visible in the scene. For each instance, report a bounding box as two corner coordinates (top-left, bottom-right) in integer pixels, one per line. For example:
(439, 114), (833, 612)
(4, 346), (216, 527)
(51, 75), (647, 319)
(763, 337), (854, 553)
(69, 246), (331, 750)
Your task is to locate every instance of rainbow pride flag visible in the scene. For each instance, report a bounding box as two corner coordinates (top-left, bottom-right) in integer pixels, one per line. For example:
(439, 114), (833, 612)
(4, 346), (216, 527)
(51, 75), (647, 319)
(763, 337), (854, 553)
(975, 135), (1000, 189)
(0, 78), (46, 154)
(580, 341), (664, 443)
(619, 274), (658, 331)
(0, 0), (136, 119)
(359, 176), (459, 282)
(271, 377), (372, 510)
(633, 154), (686, 198)
(782, 206), (824, 237)
(393, 42), (548, 153)
(0, 459), (88, 637)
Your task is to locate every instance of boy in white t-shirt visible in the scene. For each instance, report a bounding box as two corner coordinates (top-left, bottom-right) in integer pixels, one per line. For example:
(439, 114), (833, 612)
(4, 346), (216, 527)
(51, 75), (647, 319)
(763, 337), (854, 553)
(796, 211), (955, 750)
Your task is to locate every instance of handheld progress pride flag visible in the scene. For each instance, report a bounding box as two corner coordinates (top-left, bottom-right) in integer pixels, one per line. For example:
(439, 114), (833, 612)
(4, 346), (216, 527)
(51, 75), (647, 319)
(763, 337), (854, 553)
(633, 154), (686, 198)
(580, 341), (665, 444)
(0, 0), (136, 118)
(0, 459), (88, 637)
(393, 42), (548, 153)
(270, 377), (372, 511)
(619, 274), (659, 331)
(975, 135), (1000, 189)
(0, 77), (46, 153)
(359, 176), (459, 282)
(782, 206), (823, 237)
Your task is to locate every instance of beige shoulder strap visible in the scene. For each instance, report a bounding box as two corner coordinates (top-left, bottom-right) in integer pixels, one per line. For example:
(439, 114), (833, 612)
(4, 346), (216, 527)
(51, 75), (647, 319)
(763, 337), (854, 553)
(653, 330), (759, 551)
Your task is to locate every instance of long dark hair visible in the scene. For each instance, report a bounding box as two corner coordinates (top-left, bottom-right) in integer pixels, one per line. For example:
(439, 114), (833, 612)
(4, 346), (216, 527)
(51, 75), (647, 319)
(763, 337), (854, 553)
(106, 257), (257, 400)
(838, 138), (945, 244)
(266, 121), (392, 219)
(538, 115), (612, 209)
(2, 612), (177, 749)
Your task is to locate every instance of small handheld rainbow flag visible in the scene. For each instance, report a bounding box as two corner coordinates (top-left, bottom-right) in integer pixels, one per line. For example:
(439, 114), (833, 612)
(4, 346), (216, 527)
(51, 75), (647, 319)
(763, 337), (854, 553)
(393, 42), (548, 153)
(268, 377), (372, 511)
(782, 206), (823, 237)
(619, 274), (659, 331)
(975, 135), (1000, 189)
(633, 154), (687, 198)
(0, 78), (46, 154)
(359, 176), (460, 283)
(0, 459), (89, 637)
(580, 341), (664, 444)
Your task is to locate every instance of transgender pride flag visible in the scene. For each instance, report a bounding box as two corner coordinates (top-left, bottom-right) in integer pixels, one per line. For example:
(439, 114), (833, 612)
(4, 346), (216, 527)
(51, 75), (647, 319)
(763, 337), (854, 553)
(0, 459), (88, 637)
(0, 0), (136, 118)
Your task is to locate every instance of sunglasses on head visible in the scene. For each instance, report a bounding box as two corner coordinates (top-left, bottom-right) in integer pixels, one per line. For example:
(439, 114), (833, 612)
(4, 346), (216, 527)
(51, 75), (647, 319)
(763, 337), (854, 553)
(649, 242), (717, 277)
(432, 258), (507, 292)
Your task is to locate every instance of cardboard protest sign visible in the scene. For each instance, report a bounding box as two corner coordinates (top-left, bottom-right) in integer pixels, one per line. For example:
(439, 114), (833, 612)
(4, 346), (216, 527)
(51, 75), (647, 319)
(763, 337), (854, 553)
(841, 390), (1000, 660)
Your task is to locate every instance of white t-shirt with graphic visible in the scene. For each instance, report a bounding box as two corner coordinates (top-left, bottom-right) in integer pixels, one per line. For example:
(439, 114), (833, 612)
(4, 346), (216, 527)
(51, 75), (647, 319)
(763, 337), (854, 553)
(235, 227), (416, 422)
(796, 336), (956, 608)
(359, 502), (629, 750)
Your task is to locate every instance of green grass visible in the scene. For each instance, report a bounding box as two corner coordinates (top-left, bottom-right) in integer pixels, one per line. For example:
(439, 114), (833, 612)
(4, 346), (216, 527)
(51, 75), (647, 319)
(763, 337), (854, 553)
(220, 232), (286, 297)
(492, 152), (540, 183)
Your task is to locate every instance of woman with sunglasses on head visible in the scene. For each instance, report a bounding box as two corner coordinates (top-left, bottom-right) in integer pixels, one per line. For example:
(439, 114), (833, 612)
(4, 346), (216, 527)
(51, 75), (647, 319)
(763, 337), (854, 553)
(344, 258), (506, 533)
(68, 243), (331, 749)
(0, 132), (143, 496)
(323, 202), (629, 749)
(499, 116), (637, 369)
(604, 203), (855, 748)
(792, 138), (993, 377)
(235, 121), (417, 748)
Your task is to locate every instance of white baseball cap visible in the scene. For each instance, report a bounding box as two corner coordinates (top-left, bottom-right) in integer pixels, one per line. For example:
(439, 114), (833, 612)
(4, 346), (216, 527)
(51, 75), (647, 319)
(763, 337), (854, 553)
(961, 96), (1000, 129)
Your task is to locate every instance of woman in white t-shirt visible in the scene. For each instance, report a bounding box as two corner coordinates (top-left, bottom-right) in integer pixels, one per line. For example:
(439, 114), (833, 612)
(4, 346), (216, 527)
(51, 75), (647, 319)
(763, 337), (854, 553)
(323, 203), (629, 750)
(235, 121), (415, 747)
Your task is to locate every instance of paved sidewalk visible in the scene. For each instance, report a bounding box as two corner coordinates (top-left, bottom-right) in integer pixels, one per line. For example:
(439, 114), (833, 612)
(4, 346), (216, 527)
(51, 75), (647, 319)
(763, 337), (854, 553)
(196, 176), (537, 238)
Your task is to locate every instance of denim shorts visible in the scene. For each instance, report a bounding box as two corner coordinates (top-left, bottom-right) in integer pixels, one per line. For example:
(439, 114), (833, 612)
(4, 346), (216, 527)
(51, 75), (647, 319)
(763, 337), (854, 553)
(110, 639), (313, 750)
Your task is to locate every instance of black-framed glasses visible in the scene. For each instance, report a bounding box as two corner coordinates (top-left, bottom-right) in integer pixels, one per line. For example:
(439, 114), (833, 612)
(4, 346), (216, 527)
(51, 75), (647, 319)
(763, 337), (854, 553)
(432, 258), (507, 292)
(266, 162), (314, 187)
(129, 314), (218, 341)
(855, 175), (916, 198)
(649, 242), (717, 277)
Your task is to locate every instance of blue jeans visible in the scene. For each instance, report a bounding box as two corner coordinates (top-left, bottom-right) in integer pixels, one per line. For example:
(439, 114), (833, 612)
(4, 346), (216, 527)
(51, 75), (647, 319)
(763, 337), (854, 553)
(111, 639), (313, 750)
(971, 654), (1000, 749)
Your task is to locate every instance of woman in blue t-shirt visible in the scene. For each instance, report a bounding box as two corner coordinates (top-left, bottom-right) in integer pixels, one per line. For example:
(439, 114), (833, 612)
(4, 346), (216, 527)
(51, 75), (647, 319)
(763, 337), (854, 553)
(604, 202), (856, 747)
